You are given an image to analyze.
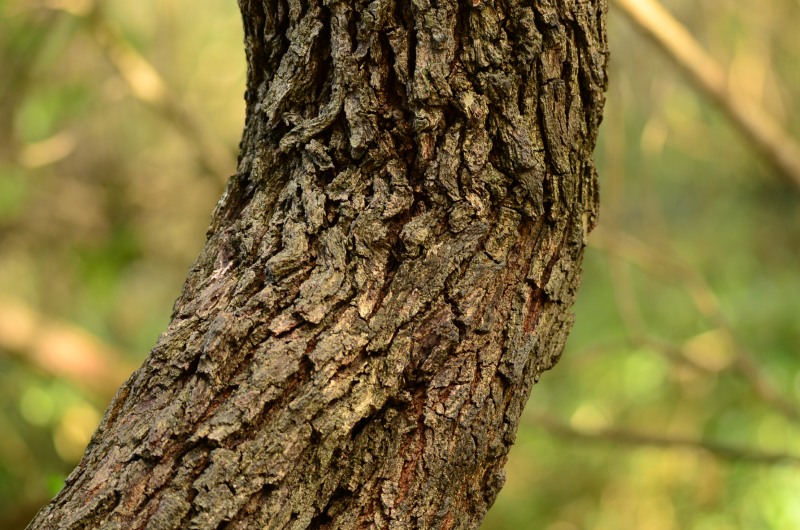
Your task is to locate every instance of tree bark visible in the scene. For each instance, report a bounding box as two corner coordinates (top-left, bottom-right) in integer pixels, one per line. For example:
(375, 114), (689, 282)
(28, 0), (607, 528)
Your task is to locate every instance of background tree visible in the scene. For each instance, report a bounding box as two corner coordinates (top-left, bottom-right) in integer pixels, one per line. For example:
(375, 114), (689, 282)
(25, 0), (608, 528)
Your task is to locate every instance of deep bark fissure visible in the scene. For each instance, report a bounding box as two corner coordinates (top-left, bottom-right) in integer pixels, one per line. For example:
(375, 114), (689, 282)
(28, 0), (607, 528)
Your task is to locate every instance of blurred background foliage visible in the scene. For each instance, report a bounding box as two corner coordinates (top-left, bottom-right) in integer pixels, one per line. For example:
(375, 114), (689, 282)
(0, 0), (799, 528)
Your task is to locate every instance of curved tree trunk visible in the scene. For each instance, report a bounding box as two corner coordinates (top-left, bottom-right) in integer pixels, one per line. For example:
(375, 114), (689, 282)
(28, 0), (607, 528)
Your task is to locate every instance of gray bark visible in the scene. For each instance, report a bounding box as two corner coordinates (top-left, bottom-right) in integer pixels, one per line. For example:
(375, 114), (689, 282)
(28, 0), (607, 528)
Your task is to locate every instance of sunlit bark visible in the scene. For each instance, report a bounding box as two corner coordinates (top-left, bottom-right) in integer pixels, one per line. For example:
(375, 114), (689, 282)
(28, 1), (607, 528)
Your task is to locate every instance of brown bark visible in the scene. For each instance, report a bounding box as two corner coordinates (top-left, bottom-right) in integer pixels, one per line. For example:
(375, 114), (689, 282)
(28, 0), (607, 528)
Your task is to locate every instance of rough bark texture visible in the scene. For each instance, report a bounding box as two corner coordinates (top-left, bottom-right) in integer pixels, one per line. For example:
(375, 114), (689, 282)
(29, 0), (607, 528)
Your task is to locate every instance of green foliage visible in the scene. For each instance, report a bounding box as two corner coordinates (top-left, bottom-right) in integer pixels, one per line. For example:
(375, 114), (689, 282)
(45, 474), (66, 498)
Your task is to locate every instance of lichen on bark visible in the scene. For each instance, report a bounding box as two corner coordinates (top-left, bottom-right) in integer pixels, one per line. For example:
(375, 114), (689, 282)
(28, 0), (608, 528)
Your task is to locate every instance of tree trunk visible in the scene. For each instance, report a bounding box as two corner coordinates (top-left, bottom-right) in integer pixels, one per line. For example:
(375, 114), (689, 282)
(28, 0), (607, 528)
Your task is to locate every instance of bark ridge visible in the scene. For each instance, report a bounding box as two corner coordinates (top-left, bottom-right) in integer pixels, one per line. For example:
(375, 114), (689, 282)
(28, 0), (607, 528)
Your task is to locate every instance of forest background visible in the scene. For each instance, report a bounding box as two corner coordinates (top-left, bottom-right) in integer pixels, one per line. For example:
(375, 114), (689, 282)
(1, 0), (799, 528)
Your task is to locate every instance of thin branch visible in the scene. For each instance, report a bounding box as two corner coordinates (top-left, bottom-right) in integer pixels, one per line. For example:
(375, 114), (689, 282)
(0, 297), (134, 397)
(613, 0), (800, 191)
(591, 227), (800, 426)
(530, 413), (800, 468)
(83, 7), (235, 184)
(606, 254), (646, 337)
(632, 334), (715, 374)
(603, 252), (716, 374)
(561, 334), (714, 381)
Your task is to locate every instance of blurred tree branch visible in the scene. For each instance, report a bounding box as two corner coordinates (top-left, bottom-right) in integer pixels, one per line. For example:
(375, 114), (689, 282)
(613, 0), (800, 191)
(14, 1), (236, 181)
(4, 2), (237, 180)
(531, 412), (800, 468)
(604, 255), (717, 374)
(87, 9), (236, 184)
(0, 297), (134, 398)
(592, 227), (800, 426)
